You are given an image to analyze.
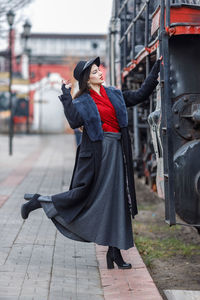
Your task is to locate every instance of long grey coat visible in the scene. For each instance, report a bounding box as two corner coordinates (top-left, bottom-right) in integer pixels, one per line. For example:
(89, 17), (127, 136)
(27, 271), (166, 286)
(52, 62), (159, 224)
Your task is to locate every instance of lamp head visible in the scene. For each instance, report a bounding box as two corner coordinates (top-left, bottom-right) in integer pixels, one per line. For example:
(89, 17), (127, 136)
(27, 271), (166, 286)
(6, 10), (15, 26)
(23, 20), (32, 38)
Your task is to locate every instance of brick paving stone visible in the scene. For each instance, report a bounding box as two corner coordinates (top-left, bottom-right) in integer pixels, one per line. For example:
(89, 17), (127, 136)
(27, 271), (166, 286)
(0, 195), (9, 208)
(0, 134), (43, 183)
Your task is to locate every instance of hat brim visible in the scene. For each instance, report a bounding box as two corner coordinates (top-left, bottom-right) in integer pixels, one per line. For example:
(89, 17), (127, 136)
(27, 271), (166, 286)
(82, 57), (100, 73)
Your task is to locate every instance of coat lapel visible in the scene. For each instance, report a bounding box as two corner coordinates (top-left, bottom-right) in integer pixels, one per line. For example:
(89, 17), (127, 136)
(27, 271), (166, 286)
(104, 86), (128, 127)
(73, 86), (128, 141)
(73, 93), (104, 141)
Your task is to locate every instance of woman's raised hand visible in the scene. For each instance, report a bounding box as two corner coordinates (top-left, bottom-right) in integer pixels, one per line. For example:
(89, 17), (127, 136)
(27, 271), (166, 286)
(62, 79), (72, 89)
(61, 79), (72, 94)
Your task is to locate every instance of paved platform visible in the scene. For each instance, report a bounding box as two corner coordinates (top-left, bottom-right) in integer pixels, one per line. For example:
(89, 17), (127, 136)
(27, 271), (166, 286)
(0, 134), (162, 300)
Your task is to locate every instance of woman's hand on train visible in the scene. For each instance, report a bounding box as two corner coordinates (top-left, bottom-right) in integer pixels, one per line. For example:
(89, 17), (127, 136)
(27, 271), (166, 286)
(61, 79), (72, 94)
(159, 55), (164, 65)
(150, 59), (161, 77)
(151, 56), (163, 76)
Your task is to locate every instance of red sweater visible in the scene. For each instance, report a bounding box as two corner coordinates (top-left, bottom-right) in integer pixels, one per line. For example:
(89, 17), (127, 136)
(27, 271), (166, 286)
(90, 85), (120, 132)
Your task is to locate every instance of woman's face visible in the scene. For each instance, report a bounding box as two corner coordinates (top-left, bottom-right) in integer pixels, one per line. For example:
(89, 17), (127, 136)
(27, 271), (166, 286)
(88, 64), (104, 86)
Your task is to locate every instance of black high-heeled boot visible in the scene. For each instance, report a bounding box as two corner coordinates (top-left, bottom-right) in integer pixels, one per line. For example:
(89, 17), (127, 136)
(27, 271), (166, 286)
(106, 246), (132, 269)
(21, 193), (41, 219)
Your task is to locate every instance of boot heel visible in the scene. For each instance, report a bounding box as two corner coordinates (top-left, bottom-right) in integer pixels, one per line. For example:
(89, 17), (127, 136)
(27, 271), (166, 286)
(24, 193), (35, 201)
(106, 254), (114, 269)
(21, 194), (41, 220)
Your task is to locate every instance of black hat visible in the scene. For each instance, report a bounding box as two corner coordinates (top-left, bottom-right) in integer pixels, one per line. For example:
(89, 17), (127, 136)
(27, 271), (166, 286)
(73, 57), (100, 82)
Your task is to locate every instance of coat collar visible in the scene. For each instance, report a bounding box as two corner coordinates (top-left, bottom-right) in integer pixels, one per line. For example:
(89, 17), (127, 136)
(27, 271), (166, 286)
(73, 86), (128, 141)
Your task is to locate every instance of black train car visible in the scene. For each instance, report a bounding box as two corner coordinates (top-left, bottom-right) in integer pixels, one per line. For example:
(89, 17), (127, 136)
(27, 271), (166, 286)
(107, 0), (200, 229)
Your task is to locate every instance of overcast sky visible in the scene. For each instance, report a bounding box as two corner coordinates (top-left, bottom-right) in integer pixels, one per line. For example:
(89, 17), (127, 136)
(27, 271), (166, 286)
(21, 0), (113, 34)
(0, 0), (113, 51)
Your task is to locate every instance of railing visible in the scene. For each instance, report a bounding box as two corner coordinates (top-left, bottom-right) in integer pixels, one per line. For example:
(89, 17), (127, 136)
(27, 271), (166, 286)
(119, 0), (140, 70)
(118, 0), (200, 73)
(118, 0), (158, 74)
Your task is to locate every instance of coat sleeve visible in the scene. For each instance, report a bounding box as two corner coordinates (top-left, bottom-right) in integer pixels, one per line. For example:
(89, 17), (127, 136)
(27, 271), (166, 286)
(59, 91), (84, 129)
(122, 60), (160, 107)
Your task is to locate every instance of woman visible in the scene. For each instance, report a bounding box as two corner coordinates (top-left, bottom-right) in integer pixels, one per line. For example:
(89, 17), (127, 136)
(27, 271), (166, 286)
(21, 56), (161, 269)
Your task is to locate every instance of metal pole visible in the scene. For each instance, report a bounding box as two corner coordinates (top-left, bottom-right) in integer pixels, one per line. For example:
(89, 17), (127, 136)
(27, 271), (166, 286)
(26, 40), (30, 134)
(160, 0), (168, 220)
(110, 18), (117, 86)
(145, 1), (151, 111)
(8, 27), (13, 155)
(123, 3), (127, 68)
(23, 20), (32, 134)
(145, 0), (153, 174)
(120, 9), (124, 72)
(145, 0), (150, 78)
(108, 26), (112, 85)
(24, 36), (28, 133)
(160, 0), (176, 225)
(131, 0), (136, 60)
(144, 0), (149, 49)
(38, 62), (42, 133)
(112, 19), (117, 87)
(133, 106), (139, 158)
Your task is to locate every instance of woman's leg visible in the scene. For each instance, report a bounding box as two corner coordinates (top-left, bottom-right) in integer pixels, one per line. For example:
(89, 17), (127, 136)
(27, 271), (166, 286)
(106, 246), (132, 269)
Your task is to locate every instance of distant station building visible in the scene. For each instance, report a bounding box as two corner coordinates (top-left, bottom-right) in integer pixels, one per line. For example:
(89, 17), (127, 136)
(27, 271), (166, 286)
(29, 33), (106, 58)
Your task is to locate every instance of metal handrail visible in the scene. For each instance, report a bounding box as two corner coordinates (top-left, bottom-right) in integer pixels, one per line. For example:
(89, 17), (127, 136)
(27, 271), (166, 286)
(119, 1), (148, 45)
(118, 0), (153, 71)
(118, 0), (192, 68)
(117, 0), (129, 17)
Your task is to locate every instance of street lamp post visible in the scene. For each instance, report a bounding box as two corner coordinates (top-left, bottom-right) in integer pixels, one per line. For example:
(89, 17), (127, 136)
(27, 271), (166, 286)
(23, 20), (32, 134)
(7, 10), (15, 156)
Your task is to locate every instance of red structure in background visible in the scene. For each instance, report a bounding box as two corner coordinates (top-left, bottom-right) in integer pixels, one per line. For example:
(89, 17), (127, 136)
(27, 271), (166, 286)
(27, 62), (106, 124)
(12, 59), (106, 128)
(28, 63), (72, 120)
(123, 5), (200, 79)
(6, 32), (107, 130)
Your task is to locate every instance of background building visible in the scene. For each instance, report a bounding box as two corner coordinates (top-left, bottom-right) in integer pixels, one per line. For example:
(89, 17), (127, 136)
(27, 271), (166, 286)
(0, 32), (107, 133)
